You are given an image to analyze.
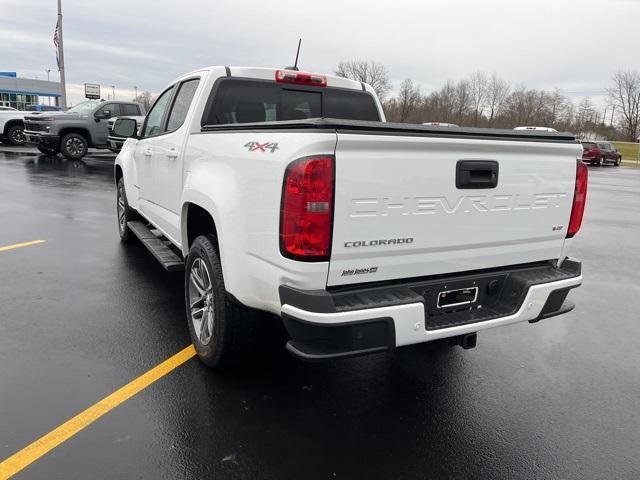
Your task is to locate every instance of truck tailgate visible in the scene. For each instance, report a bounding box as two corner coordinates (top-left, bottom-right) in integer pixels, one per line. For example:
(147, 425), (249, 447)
(329, 133), (582, 286)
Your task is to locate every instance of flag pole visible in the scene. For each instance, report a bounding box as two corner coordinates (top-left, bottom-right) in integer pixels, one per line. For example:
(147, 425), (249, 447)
(57, 0), (67, 109)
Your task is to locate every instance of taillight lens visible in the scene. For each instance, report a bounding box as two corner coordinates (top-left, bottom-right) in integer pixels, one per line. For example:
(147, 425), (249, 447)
(280, 156), (334, 260)
(275, 70), (327, 87)
(567, 160), (588, 238)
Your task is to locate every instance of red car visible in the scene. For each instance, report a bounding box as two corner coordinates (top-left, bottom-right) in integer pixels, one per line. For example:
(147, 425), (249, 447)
(581, 141), (622, 167)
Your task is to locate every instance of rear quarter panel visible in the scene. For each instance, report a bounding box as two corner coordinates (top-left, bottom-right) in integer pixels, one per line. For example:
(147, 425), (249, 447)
(182, 131), (337, 314)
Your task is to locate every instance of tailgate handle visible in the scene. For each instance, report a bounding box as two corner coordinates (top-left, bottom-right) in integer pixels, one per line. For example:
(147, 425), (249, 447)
(456, 160), (499, 189)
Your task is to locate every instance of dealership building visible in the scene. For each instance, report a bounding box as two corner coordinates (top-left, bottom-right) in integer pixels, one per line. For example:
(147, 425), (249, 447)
(0, 72), (62, 110)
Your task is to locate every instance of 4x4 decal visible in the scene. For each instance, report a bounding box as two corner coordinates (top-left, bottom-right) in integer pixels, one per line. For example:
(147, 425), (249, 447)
(244, 141), (279, 153)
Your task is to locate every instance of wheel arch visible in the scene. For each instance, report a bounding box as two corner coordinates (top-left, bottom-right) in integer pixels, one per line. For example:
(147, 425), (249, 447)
(3, 119), (24, 136)
(59, 127), (92, 146)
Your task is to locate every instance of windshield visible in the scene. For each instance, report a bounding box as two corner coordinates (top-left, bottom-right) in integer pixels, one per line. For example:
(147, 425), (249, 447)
(67, 101), (100, 114)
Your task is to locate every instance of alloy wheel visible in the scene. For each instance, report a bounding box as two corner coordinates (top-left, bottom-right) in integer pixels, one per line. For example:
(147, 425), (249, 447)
(66, 137), (86, 157)
(188, 257), (215, 345)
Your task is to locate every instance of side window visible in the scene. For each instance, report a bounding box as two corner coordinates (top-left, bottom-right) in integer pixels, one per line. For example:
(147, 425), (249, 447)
(142, 87), (174, 138)
(97, 103), (120, 117)
(166, 79), (200, 132)
(121, 104), (141, 116)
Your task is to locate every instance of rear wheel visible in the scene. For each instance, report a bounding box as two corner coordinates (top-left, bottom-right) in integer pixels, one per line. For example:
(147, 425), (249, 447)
(599, 156), (605, 167)
(7, 124), (26, 146)
(37, 145), (60, 156)
(185, 234), (262, 368)
(60, 133), (88, 160)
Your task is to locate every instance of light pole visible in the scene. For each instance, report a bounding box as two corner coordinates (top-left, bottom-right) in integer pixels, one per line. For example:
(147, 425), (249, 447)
(46, 69), (52, 105)
(134, 86), (138, 101)
(111, 85), (115, 100)
(56, 0), (67, 109)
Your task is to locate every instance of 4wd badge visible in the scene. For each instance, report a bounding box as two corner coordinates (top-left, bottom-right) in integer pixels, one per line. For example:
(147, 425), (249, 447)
(244, 141), (279, 153)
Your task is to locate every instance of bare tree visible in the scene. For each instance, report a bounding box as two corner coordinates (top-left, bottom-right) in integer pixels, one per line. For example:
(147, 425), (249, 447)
(387, 79), (422, 122)
(485, 74), (510, 127)
(469, 71), (488, 127)
(334, 60), (392, 100)
(453, 80), (472, 125)
(607, 70), (640, 141)
(134, 91), (156, 112)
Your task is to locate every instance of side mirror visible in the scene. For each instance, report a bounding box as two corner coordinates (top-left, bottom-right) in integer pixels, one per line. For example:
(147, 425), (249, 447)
(94, 110), (111, 120)
(113, 117), (138, 138)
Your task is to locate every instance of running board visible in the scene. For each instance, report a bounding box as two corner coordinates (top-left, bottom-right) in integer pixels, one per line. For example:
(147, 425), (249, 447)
(127, 221), (184, 271)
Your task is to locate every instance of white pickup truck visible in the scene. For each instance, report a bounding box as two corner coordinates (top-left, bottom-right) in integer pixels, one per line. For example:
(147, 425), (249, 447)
(0, 110), (26, 145)
(113, 66), (587, 368)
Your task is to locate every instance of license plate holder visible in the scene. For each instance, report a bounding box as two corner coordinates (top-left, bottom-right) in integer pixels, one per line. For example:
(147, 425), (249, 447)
(437, 287), (478, 309)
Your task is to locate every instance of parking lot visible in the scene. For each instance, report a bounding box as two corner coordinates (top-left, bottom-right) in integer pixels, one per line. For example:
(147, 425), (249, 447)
(0, 147), (639, 479)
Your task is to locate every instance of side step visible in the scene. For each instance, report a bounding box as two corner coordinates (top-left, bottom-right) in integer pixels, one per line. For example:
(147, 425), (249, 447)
(127, 221), (184, 271)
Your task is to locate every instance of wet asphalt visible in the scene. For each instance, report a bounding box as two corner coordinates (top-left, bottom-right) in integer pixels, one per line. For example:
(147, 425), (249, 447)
(0, 146), (639, 480)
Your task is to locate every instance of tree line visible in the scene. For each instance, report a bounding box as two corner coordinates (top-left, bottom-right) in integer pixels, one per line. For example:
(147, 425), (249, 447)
(335, 60), (640, 141)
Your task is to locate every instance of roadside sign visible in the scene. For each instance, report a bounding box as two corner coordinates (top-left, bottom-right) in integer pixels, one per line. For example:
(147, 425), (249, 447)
(84, 83), (100, 100)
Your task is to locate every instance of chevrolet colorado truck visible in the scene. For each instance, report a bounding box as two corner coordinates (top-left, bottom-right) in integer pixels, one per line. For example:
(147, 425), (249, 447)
(24, 100), (144, 159)
(113, 66), (587, 368)
(0, 110), (27, 146)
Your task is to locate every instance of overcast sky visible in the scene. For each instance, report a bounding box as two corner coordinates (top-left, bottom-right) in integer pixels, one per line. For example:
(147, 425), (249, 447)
(1, 0), (638, 106)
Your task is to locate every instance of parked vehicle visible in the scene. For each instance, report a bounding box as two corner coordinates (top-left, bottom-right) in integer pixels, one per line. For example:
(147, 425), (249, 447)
(0, 106), (17, 111)
(514, 126), (558, 132)
(581, 141), (622, 167)
(0, 110), (26, 145)
(113, 66), (586, 369)
(23, 100), (145, 159)
(107, 116), (145, 152)
(422, 122), (459, 127)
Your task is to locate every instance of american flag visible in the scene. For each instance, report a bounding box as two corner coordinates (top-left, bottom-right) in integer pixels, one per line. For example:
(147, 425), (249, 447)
(53, 19), (60, 69)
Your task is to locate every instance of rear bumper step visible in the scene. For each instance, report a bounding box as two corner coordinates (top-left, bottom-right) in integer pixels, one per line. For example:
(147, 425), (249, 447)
(280, 260), (581, 360)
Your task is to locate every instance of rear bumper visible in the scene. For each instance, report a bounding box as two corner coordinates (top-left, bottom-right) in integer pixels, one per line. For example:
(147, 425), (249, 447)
(280, 259), (582, 361)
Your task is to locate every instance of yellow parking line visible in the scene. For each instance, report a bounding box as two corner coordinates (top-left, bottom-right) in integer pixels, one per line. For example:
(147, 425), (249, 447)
(0, 240), (46, 253)
(0, 344), (196, 479)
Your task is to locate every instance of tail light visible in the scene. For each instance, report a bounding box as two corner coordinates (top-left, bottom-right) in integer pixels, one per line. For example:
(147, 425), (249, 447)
(567, 160), (588, 238)
(275, 70), (327, 87)
(280, 155), (334, 260)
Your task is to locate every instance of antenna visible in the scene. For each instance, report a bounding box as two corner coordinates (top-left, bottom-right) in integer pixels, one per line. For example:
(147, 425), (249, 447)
(286, 38), (302, 71)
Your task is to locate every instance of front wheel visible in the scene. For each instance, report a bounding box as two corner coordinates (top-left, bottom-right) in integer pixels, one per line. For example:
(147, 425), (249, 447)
(185, 235), (262, 368)
(616, 156), (622, 166)
(599, 156), (605, 167)
(60, 133), (88, 160)
(7, 125), (26, 146)
(116, 177), (136, 242)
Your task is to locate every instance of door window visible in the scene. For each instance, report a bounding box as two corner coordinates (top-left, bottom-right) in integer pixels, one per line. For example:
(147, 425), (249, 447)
(97, 103), (120, 118)
(166, 79), (200, 132)
(142, 87), (174, 138)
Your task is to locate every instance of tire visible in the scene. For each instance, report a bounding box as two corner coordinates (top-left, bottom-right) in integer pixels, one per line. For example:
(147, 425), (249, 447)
(60, 133), (88, 160)
(37, 145), (60, 156)
(116, 177), (137, 242)
(616, 156), (621, 167)
(6, 124), (26, 146)
(185, 234), (263, 368)
(599, 156), (605, 167)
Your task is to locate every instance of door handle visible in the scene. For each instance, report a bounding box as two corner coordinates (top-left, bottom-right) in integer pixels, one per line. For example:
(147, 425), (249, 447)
(144, 147), (152, 158)
(456, 160), (499, 189)
(167, 148), (178, 160)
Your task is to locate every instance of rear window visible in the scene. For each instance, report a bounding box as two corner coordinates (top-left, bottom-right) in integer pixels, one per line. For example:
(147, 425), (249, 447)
(582, 142), (597, 149)
(121, 104), (140, 116)
(203, 79), (380, 125)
